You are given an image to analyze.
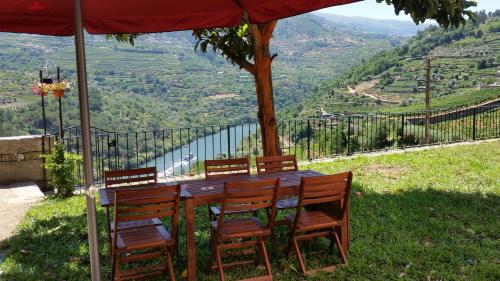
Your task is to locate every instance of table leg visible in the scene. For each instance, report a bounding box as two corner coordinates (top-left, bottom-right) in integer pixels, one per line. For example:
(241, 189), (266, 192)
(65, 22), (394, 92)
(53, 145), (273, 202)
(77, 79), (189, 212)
(185, 197), (196, 281)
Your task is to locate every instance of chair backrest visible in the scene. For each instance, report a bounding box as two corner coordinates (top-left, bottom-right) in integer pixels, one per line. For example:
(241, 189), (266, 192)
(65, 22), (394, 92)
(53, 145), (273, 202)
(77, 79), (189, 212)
(293, 172), (352, 229)
(104, 167), (157, 188)
(204, 158), (250, 179)
(255, 155), (298, 174)
(112, 184), (181, 248)
(217, 178), (280, 231)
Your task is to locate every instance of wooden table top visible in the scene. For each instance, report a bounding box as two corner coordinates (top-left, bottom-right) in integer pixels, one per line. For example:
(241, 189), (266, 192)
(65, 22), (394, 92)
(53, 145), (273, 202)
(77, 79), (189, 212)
(98, 170), (323, 207)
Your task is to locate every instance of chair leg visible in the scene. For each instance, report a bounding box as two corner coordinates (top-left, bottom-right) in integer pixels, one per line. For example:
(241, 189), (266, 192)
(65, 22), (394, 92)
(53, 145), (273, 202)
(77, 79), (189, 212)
(112, 252), (120, 281)
(106, 207), (112, 257)
(259, 238), (273, 279)
(265, 208), (277, 240)
(208, 205), (213, 222)
(333, 231), (347, 264)
(215, 246), (225, 281)
(166, 249), (176, 281)
(293, 237), (307, 275)
(209, 236), (217, 272)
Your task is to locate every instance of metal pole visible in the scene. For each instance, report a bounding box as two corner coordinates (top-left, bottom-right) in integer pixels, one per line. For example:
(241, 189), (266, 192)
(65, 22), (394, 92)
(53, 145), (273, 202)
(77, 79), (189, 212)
(73, 0), (101, 280)
(424, 57), (431, 145)
(57, 66), (64, 139)
(39, 70), (47, 135)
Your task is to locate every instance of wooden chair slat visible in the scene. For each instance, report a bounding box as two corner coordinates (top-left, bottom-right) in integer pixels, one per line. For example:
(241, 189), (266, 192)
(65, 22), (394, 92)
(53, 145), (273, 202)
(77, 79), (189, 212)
(118, 195), (177, 205)
(106, 176), (156, 186)
(226, 188), (275, 198)
(257, 162), (296, 170)
(302, 194), (344, 206)
(117, 202), (175, 213)
(225, 202), (272, 212)
(117, 210), (174, 222)
(106, 167), (156, 177)
(207, 165), (250, 173)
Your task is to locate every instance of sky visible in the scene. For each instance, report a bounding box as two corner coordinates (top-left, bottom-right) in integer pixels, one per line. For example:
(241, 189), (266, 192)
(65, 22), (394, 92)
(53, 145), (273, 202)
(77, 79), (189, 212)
(319, 0), (499, 21)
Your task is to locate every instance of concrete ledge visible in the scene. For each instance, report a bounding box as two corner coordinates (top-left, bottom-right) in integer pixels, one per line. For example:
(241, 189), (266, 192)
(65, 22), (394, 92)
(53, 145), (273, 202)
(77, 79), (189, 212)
(0, 181), (44, 243)
(0, 135), (53, 190)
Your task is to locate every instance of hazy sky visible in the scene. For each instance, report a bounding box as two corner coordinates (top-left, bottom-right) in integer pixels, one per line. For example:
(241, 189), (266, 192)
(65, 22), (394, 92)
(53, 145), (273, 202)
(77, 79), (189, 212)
(320, 0), (498, 21)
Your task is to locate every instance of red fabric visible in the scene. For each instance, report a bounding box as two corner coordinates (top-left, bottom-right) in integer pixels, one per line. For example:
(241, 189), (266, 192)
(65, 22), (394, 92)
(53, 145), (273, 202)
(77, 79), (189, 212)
(0, 0), (359, 36)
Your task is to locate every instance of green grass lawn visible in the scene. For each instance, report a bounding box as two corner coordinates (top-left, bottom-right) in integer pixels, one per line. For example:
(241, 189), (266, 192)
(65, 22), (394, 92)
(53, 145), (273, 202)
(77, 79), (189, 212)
(1, 141), (499, 280)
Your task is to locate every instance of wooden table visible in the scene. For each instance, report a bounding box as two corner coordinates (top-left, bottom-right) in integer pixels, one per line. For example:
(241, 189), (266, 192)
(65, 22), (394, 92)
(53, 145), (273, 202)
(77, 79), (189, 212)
(98, 170), (349, 281)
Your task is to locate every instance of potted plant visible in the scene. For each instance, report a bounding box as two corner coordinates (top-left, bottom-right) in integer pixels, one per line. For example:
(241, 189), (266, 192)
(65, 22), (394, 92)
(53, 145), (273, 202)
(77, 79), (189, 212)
(31, 82), (49, 96)
(49, 82), (70, 98)
(42, 141), (82, 198)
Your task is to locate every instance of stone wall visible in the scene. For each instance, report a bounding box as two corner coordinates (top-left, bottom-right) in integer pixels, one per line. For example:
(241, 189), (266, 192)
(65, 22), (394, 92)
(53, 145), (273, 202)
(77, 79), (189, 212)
(0, 135), (53, 190)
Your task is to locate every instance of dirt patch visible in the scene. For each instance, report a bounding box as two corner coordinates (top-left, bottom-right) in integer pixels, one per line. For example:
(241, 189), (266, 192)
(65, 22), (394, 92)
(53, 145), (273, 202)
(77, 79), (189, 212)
(209, 93), (240, 100)
(365, 164), (408, 179)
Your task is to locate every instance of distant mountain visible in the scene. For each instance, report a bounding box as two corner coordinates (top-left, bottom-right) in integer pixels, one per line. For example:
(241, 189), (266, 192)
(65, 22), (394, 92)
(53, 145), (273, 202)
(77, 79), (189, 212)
(315, 13), (430, 36)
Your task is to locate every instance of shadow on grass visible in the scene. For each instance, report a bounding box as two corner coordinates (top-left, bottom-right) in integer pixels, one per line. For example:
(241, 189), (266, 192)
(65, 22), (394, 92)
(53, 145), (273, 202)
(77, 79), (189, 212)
(0, 186), (498, 281)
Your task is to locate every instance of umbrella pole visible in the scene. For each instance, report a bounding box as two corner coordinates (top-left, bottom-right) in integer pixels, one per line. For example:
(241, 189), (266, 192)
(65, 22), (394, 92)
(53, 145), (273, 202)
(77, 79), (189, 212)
(73, 0), (102, 280)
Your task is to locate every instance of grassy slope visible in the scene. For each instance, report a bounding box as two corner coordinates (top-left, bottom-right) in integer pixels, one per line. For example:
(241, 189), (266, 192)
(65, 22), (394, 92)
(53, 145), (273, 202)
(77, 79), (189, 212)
(1, 141), (499, 280)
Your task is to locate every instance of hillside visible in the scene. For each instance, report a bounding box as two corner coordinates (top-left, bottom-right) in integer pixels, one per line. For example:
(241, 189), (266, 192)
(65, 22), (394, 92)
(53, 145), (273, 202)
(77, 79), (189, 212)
(315, 13), (430, 36)
(291, 11), (500, 118)
(0, 13), (405, 136)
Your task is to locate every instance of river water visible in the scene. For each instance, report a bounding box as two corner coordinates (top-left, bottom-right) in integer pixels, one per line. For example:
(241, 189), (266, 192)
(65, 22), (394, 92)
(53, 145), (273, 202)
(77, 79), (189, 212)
(146, 124), (258, 176)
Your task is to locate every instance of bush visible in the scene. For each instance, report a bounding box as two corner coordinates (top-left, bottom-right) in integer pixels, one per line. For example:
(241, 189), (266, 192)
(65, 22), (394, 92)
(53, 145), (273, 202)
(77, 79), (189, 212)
(371, 123), (393, 149)
(42, 142), (82, 198)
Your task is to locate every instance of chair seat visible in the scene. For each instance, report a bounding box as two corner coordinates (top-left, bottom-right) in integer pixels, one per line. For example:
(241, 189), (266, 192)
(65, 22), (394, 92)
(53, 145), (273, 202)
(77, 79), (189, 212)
(211, 217), (270, 240)
(285, 211), (341, 232)
(113, 225), (173, 251)
(277, 198), (298, 209)
(110, 218), (162, 231)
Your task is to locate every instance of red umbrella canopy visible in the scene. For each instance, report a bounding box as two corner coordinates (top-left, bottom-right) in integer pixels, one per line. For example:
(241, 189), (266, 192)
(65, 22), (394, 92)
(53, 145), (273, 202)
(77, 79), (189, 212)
(0, 0), (359, 35)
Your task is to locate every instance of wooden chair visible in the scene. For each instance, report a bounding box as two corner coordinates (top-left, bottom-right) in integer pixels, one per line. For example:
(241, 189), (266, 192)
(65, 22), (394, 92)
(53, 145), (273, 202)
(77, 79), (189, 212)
(255, 155), (298, 174)
(256, 155), (299, 230)
(285, 172), (352, 275)
(104, 167), (158, 188)
(210, 178), (279, 281)
(204, 158), (251, 221)
(111, 184), (181, 281)
(204, 158), (251, 179)
(104, 167), (162, 251)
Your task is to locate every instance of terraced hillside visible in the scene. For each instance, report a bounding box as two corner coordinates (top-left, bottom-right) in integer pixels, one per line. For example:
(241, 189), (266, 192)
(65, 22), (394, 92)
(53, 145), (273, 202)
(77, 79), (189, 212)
(0, 13), (404, 136)
(292, 11), (500, 118)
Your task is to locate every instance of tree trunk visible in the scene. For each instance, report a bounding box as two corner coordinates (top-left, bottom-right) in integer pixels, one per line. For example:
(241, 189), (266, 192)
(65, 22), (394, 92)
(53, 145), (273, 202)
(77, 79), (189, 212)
(249, 21), (281, 156)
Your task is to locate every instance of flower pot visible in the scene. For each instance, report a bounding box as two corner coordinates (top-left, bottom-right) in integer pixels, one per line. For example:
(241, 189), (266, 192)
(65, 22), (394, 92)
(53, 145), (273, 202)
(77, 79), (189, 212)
(53, 89), (65, 98)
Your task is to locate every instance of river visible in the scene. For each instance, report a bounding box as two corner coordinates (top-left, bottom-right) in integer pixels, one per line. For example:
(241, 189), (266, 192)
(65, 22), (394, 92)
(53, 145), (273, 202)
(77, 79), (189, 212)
(146, 124), (258, 176)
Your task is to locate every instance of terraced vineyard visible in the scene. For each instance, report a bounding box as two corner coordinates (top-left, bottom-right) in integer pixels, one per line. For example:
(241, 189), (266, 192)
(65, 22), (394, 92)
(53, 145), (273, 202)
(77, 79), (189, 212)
(294, 13), (500, 117)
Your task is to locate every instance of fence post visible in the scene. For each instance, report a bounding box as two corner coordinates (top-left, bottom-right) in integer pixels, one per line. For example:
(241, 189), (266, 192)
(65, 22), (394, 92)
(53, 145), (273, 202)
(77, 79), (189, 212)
(472, 108), (477, 141)
(307, 119), (311, 161)
(346, 117), (351, 156)
(400, 113), (405, 149)
(227, 125), (231, 159)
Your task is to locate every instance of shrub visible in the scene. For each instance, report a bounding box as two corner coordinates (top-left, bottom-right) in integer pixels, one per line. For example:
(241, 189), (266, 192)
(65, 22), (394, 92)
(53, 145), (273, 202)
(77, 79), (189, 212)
(371, 123), (393, 149)
(42, 142), (82, 198)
